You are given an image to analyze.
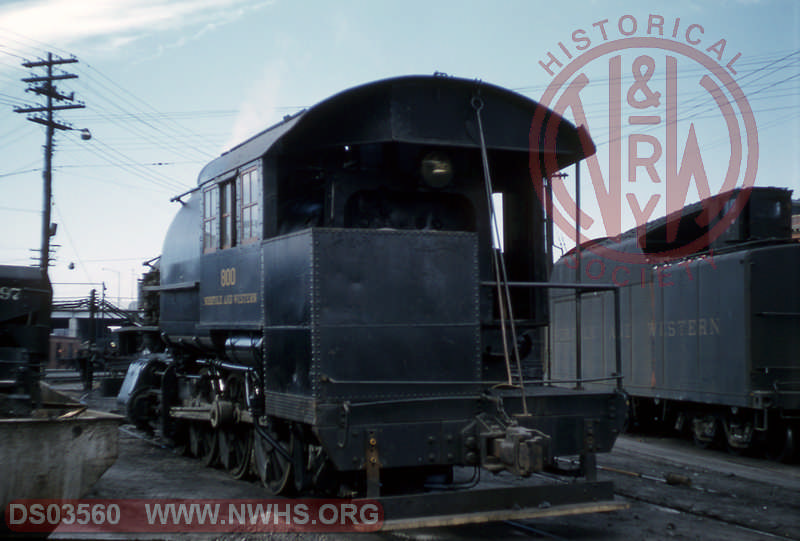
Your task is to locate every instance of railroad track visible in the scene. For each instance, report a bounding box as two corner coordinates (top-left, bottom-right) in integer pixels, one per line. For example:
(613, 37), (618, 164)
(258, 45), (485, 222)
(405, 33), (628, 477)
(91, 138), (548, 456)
(448, 435), (800, 540)
(613, 435), (800, 491)
(99, 425), (800, 540)
(611, 490), (794, 540)
(597, 435), (800, 540)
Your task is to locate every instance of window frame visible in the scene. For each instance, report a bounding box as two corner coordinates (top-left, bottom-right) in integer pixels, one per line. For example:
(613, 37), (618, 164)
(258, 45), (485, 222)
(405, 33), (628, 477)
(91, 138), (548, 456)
(220, 180), (234, 249)
(237, 165), (261, 245)
(202, 184), (220, 254)
(203, 165), (261, 253)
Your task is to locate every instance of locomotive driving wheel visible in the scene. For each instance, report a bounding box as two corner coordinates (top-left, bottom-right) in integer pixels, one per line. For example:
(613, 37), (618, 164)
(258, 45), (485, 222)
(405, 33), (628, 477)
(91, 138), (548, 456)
(189, 421), (218, 467)
(188, 369), (218, 467)
(253, 418), (294, 496)
(217, 374), (253, 479)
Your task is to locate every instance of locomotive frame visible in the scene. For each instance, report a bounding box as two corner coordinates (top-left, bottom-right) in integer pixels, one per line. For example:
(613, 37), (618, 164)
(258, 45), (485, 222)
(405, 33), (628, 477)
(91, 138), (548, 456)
(120, 75), (628, 525)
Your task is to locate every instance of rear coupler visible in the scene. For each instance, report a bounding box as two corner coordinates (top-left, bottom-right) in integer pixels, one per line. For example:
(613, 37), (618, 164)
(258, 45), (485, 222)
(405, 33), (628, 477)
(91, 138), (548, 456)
(465, 414), (552, 477)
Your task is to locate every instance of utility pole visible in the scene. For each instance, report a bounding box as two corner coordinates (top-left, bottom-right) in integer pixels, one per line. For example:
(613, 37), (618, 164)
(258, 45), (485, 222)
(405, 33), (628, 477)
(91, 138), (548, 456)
(14, 52), (85, 273)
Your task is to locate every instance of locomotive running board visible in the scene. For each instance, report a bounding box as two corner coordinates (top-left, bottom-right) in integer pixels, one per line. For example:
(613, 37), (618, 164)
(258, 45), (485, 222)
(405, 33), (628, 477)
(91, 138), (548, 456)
(365, 481), (627, 530)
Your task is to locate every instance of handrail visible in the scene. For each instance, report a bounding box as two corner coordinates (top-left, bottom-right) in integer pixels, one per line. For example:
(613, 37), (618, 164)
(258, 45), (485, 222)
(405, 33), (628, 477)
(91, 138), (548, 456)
(479, 280), (623, 391)
(169, 186), (200, 204)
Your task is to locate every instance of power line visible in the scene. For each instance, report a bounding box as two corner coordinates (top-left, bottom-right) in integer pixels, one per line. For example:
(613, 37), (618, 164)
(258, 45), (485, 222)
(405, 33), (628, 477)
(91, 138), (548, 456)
(61, 132), (189, 193)
(511, 48), (800, 95)
(532, 49), (800, 150)
(52, 203), (92, 284)
(0, 27), (74, 61)
(0, 32), (222, 182)
(76, 65), (220, 160)
(0, 205), (39, 213)
(73, 109), (239, 122)
(0, 167), (40, 179)
(54, 168), (171, 198)
(55, 160), (202, 169)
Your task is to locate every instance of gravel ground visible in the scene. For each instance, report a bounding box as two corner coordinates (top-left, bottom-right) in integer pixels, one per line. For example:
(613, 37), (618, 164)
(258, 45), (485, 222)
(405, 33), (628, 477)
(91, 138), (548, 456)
(20, 380), (800, 541)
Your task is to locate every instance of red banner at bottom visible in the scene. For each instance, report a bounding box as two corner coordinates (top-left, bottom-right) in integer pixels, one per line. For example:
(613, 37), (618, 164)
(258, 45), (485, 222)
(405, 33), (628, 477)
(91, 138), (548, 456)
(6, 499), (384, 533)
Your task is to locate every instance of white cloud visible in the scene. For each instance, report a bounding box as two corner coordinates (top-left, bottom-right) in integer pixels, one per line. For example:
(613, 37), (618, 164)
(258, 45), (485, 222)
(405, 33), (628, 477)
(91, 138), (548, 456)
(0, 0), (270, 52)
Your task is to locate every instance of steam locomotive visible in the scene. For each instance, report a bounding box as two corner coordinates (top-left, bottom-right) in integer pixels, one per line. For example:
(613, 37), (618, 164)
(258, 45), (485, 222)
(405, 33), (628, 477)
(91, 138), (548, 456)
(550, 187), (799, 461)
(120, 75), (626, 522)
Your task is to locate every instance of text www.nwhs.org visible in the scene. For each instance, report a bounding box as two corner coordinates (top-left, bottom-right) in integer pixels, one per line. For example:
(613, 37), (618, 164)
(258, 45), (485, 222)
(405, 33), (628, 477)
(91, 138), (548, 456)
(6, 499), (383, 533)
(145, 501), (381, 527)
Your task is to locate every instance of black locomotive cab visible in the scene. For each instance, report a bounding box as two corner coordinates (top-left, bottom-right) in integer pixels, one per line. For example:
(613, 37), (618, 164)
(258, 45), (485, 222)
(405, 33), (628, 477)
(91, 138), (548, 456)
(124, 76), (627, 522)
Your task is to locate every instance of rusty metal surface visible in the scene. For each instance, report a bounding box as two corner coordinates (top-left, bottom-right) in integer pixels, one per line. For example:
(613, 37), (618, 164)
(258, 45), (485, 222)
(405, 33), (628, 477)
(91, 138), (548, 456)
(0, 407), (122, 507)
(370, 481), (623, 530)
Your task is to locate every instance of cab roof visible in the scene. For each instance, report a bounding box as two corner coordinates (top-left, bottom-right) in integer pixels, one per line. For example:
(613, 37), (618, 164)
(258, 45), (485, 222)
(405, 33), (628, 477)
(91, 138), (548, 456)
(197, 74), (594, 186)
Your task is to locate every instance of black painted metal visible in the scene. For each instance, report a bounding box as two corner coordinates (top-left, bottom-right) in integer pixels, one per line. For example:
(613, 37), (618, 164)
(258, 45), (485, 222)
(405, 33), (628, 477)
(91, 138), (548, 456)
(0, 265), (51, 414)
(141, 74), (633, 503)
(550, 187), (800, 412)
(195, 76), (590, 187)
(261, 228), (480, 400)
(313, 229), (480, 399)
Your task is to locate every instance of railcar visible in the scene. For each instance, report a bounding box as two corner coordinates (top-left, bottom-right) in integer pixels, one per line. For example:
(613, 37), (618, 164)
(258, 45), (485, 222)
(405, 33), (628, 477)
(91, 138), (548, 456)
(550, 187), (800, 461)
(0, 265), (51, 416)
(120, 75), (627, 525)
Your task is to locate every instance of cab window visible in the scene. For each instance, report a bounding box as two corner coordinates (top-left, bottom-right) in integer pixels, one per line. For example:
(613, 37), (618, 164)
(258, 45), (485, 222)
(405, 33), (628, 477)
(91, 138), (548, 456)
(238, 166), (261, 244)
(203, 185), (219, 253)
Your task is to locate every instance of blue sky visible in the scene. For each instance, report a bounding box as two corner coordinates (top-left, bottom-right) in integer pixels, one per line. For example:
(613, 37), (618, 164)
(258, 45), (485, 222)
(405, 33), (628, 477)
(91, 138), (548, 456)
(0, 0), (798, 305)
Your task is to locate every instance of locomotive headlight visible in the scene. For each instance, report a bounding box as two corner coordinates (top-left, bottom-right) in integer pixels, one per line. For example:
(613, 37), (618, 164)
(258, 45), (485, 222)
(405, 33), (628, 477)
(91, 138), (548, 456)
(421, 152), (453, 188)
